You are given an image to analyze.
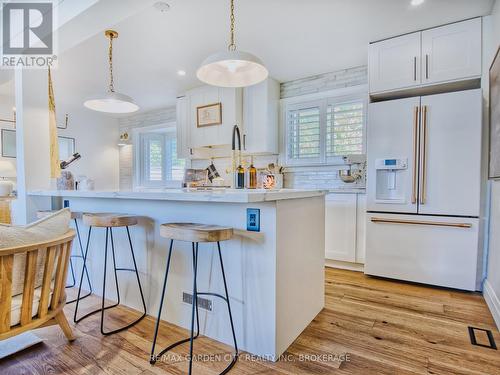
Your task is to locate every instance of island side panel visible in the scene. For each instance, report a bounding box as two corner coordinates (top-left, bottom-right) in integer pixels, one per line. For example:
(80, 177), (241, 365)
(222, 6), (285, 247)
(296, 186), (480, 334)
(275, 195), (325, 358)
(62, 197), (278, 358)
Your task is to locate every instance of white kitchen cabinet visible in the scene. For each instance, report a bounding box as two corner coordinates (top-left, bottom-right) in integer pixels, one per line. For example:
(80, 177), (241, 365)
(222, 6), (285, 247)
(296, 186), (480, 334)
(421, 18), (481, 85)
(369, 32), (421, 93)
(185, 85), (242, 149)
(242, 78), (280, 154)
(325, 193), (357, 263)
(369, 18), (481, 95)
(355, 193), (367, 264)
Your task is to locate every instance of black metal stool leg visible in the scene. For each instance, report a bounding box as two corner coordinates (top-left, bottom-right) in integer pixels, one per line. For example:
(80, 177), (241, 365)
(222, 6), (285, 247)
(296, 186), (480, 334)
(126, 226), (147, 315)
(74, 226), (92, 323)
(187, 242), (199, 375)
(151, 241), (200, 364)
(216, 241), (239, 374)
(67, 218), (93, 303)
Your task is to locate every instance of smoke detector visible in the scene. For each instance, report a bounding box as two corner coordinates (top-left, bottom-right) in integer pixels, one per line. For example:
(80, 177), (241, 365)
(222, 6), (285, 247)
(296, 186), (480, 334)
(154, 2), (170, 13)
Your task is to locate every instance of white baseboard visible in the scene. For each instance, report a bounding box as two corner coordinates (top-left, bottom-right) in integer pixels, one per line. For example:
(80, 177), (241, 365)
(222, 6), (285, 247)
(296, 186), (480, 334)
(325, 259), (364, 272)
(484, 279), (500, 330)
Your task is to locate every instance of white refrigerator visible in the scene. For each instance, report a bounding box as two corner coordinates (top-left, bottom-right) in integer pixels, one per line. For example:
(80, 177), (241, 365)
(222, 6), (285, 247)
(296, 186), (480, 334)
(365, 89), (483, 291)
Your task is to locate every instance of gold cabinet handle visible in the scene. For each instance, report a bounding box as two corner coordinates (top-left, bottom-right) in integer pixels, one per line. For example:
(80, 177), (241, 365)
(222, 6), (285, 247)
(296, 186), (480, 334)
(412, 106), (419, 204)
(370, 217), (472, 229)
(420, 105), (428, 205)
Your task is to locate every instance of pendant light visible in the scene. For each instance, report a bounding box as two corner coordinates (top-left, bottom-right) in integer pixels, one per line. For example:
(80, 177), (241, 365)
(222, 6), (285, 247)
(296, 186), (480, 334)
(84, 30), (139, 114)
(197, 0), (268, 88)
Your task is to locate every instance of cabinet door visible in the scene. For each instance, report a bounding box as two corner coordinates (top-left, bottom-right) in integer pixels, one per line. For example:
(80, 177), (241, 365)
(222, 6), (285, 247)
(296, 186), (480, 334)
(325, 193), (357, 262)
(421, 18), (481, 85)
(367, 97), (421, 214)
(369, 32), (421, 93)
(418, 89), (481, 216)
(355, 194), (367, 264)
(176, 96), (190, 159)
(188, 86), (242, 149)
(243, 78), (280, 154)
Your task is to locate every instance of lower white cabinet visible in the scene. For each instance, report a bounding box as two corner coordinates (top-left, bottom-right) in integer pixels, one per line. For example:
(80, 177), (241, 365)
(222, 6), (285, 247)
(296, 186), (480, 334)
(325, 193), (366, 264)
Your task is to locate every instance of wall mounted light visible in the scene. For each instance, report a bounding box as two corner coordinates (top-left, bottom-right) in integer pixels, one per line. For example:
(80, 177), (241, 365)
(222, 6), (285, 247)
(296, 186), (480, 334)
(118, 132), (130, 146)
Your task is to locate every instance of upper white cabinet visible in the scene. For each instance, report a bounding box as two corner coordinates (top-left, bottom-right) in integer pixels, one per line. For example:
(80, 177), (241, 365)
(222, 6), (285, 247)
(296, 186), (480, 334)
(187, 86), (242, 149)
(242, 78), (280, 154)
(177, 79), (279, 156)
(369, 18), (481, 94)
(421, 18), (481, 85)
(369, 32), (421, 93)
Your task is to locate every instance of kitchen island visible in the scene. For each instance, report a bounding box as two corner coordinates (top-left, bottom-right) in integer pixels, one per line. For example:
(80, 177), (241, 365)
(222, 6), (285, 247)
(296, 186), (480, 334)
(28, 189), (326, 360)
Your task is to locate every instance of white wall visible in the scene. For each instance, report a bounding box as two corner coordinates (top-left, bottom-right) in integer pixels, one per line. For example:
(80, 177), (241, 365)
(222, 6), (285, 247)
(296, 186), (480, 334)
(484, 0), (500, 329)
(11, 69), (119, 224)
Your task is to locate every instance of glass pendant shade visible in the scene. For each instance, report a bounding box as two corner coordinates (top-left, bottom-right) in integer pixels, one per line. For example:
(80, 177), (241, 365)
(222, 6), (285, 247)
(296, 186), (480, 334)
(197, 50), (268, 88)
(84, 91), (139, 114)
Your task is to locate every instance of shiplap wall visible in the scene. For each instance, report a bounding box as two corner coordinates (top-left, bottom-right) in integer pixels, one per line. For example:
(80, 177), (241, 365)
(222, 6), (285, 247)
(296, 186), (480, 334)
(118, 66), (368, 190)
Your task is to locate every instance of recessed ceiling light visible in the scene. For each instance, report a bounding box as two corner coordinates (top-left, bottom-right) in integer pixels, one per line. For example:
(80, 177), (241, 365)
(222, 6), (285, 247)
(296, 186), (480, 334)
(154, 2), (170, 13)
(411, 0), (424, 6)
(177, 70), (186, 76)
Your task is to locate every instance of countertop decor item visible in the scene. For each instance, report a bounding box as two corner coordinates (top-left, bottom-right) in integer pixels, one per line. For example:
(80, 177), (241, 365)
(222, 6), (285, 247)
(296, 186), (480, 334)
(196, 0), (268, 88)
(0, 160), (15, 197)
(83, 30), (139, 114)
(56, 171), (75, 190)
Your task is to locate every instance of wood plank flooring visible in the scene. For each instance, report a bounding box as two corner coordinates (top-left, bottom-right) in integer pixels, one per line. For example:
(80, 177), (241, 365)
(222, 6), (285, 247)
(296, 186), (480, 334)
(1, 268), (499, 374)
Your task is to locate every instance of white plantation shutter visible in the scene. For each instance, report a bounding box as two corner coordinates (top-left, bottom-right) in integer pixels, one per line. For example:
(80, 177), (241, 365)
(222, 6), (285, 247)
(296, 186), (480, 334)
(326, 101), (364, 157)
(286, 102), (322, 163)
(285, 94), (365, 165)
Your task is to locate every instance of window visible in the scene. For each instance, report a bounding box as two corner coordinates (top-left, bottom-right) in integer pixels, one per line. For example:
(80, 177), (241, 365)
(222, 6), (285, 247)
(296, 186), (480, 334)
(285, 95), (365, 165)
(139, 130), (185, 187)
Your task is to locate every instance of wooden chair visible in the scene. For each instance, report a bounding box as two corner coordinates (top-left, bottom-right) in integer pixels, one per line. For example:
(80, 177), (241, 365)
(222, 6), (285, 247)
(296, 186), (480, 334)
(0, 230), (76, 342)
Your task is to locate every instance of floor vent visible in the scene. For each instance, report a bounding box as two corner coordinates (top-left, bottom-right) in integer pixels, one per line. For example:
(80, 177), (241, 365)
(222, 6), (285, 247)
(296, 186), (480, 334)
(468, 326), (497, 350)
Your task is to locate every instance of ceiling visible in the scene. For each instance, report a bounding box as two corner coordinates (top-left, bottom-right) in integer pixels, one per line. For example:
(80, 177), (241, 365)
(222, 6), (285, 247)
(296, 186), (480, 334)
(17, 0), (499, 113)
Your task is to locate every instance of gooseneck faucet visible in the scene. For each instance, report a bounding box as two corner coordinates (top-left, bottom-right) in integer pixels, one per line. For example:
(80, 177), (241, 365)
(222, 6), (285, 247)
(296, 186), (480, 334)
(231, 125), (242, 188)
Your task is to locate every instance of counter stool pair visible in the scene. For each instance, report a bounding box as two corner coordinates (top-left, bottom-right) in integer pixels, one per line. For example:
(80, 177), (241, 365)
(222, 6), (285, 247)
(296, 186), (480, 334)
(38, 210), (147, 335)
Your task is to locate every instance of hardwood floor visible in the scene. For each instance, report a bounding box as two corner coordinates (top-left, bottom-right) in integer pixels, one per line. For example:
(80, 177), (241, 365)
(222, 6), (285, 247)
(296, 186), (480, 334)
(1, 268), (499, 374)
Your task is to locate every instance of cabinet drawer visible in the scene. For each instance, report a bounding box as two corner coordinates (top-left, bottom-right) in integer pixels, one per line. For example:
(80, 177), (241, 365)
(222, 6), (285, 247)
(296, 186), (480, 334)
(365, 213), (479, 291)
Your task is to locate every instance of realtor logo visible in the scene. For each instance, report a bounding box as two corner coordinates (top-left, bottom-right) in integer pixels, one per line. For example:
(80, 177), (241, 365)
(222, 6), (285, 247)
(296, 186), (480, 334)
(1, 1), (56, 68)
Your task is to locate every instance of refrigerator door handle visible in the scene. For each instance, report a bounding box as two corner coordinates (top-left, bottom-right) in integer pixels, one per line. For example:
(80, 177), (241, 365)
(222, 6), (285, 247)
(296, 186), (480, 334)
(420, 105), (428, 205)
(412, 106), (419, 204)
(370, 217), (472, 229)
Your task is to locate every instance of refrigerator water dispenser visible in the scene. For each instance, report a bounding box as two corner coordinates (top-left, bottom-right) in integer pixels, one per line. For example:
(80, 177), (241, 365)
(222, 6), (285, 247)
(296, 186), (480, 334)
(375, 158), (408, 203)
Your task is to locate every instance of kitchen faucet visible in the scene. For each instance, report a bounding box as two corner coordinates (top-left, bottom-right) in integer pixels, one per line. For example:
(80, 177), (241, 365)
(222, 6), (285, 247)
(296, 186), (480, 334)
(231, 125), (242, 188)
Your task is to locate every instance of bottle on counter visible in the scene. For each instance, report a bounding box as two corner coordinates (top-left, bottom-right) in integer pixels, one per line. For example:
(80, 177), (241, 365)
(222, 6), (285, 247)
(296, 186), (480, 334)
(236, 164), (245, 189)
(248, 157), (257, 189)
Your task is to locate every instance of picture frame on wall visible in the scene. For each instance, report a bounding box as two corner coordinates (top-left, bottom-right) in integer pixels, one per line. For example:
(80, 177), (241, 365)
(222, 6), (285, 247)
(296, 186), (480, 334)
(57, 113), (69, 130)
(196, 102), (222, 127)
(1, 129), (16, 158)
(489, 46), (500, 179)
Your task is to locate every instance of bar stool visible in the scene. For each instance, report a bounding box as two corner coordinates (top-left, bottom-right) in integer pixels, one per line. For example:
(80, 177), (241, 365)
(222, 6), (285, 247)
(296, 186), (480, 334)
(150, 223), (238, 375)
(73, 213), (147, 335)
(37, 209), (92, 303)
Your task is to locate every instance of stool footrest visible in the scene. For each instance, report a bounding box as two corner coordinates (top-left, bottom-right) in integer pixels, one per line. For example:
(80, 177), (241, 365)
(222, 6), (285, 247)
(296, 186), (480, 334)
(197, 292), (228, 303)
(114, 267), (137, 272)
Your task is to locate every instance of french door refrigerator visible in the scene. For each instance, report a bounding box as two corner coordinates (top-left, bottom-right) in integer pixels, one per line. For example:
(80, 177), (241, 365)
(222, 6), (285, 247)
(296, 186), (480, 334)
(365, 89), (482, 291)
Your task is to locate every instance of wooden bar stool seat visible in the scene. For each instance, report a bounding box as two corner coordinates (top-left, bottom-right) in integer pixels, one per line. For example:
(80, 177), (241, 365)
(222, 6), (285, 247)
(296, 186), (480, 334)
(74, 212), (146, 335)
(160, 223), (233, 243)
(150, 222), (238, 374)
(83, 213), (138, 228)
(37, 209), (83, 220)
(36, 210), (92, 302)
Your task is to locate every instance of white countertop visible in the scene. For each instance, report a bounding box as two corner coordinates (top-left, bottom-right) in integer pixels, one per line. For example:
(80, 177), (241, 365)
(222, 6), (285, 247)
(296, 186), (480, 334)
(28, 188), (327, 203)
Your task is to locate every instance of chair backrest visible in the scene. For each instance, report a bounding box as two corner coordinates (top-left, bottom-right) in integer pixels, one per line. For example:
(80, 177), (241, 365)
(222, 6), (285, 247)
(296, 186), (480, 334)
(0, 230), (75, 333)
